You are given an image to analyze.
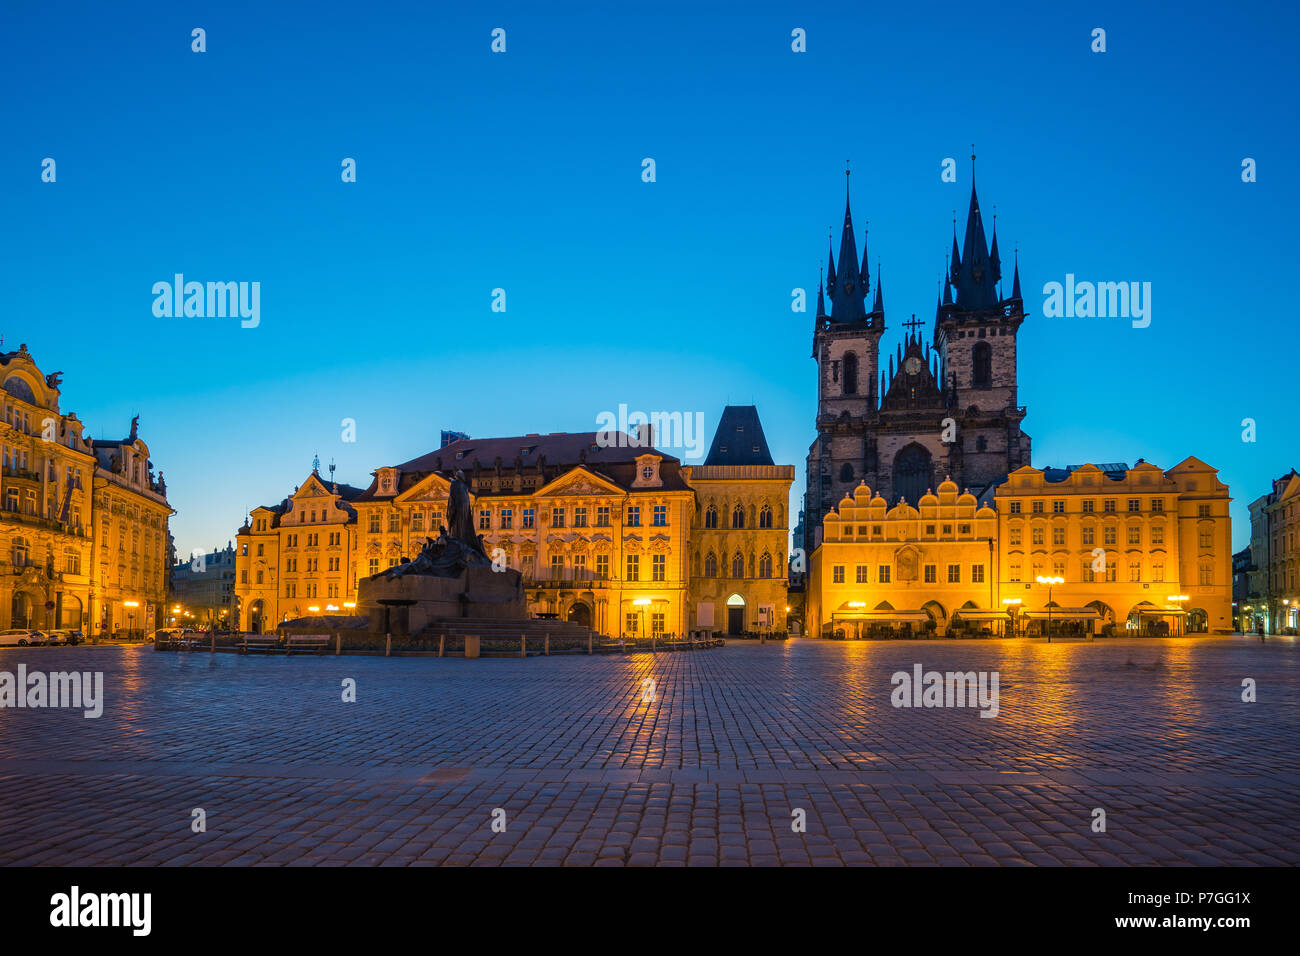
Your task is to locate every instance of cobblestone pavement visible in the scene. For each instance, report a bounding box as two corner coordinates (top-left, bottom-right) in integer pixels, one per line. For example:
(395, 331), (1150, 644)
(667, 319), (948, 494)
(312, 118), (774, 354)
(1, 637), (1296, 866)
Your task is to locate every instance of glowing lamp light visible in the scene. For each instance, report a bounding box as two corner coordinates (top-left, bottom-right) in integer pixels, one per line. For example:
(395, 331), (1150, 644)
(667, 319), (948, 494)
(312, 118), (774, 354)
(308, 606), (320, 612)
(1167, 594), (1189, 603)
(1002, 598), (1022, 605)
(325, 604), (339, 611)
(1035, 576), (1064, 586)
(847, 601), (866, 608)
(124, 600), (140, 608)
(633, 598), (651, 606)
(343, 602), (357, 609)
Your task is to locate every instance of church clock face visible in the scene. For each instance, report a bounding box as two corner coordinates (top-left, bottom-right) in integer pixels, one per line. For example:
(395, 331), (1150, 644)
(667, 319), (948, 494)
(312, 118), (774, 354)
(904, 356), (922, 375)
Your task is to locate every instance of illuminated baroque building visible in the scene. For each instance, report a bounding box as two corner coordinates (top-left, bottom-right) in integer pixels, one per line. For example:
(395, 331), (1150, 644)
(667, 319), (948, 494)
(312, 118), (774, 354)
(803, 167), (1030, 555)
(0, 344), (171, 636)
(234, 467), (364, 633)
(806, 458), (1233, 637)
(232, 409), (794, 636)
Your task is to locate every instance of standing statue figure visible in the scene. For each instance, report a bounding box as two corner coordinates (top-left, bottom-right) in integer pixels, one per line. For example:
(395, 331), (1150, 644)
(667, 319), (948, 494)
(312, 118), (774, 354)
(446, 469), (486, 558)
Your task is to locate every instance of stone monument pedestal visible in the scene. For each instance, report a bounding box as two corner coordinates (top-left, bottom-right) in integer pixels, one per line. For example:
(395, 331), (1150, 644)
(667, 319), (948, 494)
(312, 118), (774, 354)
(359, 564), (525, 637)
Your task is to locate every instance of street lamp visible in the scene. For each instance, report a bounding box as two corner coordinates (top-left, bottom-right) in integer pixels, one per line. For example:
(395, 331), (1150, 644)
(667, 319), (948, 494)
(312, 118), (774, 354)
(124, 600), (139, 640)
(633, 597), (650, 638)
(1035, 576), (1064, 642)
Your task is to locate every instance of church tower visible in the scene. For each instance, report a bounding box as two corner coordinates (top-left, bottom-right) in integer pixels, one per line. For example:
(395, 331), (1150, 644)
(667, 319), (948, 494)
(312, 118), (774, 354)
(805, 171), (884, 554)
(933, 160), (1032, 491)
(802, 160), (1032, 556)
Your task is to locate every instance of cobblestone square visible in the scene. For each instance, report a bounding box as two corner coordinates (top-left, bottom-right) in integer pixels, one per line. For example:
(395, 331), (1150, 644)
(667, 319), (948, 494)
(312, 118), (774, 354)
(1, 637), (1296, 866)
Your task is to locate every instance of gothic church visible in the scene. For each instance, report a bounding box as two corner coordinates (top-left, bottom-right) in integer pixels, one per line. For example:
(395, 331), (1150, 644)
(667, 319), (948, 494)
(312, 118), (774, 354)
(803, 168), (1031, 552)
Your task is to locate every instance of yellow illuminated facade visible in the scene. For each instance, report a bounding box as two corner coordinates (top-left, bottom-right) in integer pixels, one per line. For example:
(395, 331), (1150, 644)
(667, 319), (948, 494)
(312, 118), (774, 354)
(1, 344), (171, 636)
(807, 458), (1234, 638)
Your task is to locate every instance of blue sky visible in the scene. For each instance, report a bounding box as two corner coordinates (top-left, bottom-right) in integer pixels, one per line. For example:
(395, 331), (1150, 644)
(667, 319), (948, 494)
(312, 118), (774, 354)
(2, 0), (1295, 557)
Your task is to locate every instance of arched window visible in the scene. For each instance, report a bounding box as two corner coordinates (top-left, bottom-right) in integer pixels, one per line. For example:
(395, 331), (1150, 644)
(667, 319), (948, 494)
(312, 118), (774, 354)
(704, 552), (717, 577)
(732, 505), (745, 529)
(732, 552), (745, 578)
(972, 341), (992, 388)
(843, 352), (858, 395)
(759, 552), (773, 577)
(840, 463), (854, 483)
(759, 505), (773, 529)
(976, 436), (987, 452)
(704, 505), (718, 529)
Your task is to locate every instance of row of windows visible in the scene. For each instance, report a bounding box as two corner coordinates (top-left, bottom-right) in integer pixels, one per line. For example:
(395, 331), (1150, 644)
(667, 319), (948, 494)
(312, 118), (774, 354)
(1007, 498), (1212, 517)
(831, 563), (986, 585)
(702, 504), (775, 530)
(837, 522), (975, 538)
(701, 552), (776, 578)
(1010, 526), (1175, 547)
(1007, 557), (1214, 585)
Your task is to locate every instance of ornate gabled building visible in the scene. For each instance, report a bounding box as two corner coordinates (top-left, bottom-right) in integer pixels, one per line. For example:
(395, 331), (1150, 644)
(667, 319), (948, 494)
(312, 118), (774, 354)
(804, 168), (1031, 554)
(347, 428), (696, 637)
(234, 467), (365, 633)
(1246, 468), (1300, 633)
(0, 344), (170, 636)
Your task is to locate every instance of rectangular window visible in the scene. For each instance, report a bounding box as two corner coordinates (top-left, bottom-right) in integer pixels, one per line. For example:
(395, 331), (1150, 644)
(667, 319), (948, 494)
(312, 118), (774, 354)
(1103, 500), (1116, 513)
(652, 554), (666, 581)
(1128, 499), (1140, 512)
(1127, 527), (1141, 545)
(550, 555), (564, 579)
(1082, 527), (1095, 546)
(627, 506), (641, 527)
(369, 558), (379, 575)
(500, 509), (513, 529)
(1052, 500), (1065, 514)
(1151, 499), (1164, 513)
(368, 513), (380, 533)
(1053, 559), (1066, 577)
(1128, 563), (1141, 582)
(1105, 564), (1117, 582)
(626, 612), (639, 635)
(972, 564), (985, 583)
(523, 508), (535, 529)
(926, 524), (936, 535)
(1032, 528), (1045, 546)
(924, 564), (936, 583)
(626, 555), (639, 581)
(1151, 526), (1164, 546)
(479, 509), (492, 530)
(573, 555), (586, 579)
(595, 554), (609, 579)
(1199, 530), (1213, 548)
(1009, 501), (1022, 514)
(551, 508), (565, 529)
(1082, 500), (1095, 513)
(1198, 504), (1211, 518)
(958, 523), (971, 535)
(388, 513), (400, 532)
(652, 505), (667, 526)
(878, 564), (891, 583)
(1200, 565), (1213, 586)
(832, 565), (845, 584)
(596, 506), (610, 527)
(412, 512), (424, 532)
(1152, 562), (1164, 583)
(947, 564), (960, 583)
(856, 565), (869, 583)
(573, 507), (587, 528)
(651, 612), (665, 635)
(1009, 562), (1021, 583)
(1104, 526), (1117, 546)
(1032, 500), (1044, 514)
(1052, 528), (1066, 546)
(1009, 528), (1022, 546)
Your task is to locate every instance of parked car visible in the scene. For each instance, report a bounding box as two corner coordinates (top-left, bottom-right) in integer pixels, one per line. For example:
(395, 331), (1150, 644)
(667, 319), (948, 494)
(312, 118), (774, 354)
(0, 628), (38, 647)
(26, 631), (49, 646)
(66, 630), (84, 645)
(45, 630), (70, 646)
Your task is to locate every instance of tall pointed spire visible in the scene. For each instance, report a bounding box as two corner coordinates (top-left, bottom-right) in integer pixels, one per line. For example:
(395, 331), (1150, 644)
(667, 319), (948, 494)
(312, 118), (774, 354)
(1011, 247), (1022, 301)
(816, 265), (826, 317)
(828, 163), (868, 322)
(951, 149), (999, 310)
(861, 223), (870, 295)
(872, 261), (883, 317)
(826, 231), (836, 291)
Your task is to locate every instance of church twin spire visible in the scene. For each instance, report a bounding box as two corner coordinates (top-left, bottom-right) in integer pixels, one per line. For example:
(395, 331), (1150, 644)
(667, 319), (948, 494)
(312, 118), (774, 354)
(819, 168), (878, 325)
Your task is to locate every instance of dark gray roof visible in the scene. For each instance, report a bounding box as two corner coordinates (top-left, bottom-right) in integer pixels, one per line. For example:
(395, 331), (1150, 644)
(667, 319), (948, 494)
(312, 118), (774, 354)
(703, 406), (774, 466)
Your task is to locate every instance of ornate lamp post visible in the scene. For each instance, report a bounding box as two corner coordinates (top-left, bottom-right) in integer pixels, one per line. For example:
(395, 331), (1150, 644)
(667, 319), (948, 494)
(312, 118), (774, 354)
(1167, 594), (1189, 636)
(1035, 576), (1064, 642)
(1001, 597), (1022, 638)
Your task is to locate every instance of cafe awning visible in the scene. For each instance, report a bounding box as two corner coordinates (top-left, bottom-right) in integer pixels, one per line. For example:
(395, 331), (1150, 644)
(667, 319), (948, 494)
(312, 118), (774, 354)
(952, 609), (1011, 622)
(1021, 608), (1100, 621)
(830, 610), (931, 622)
(1134, 606), (1186, 616)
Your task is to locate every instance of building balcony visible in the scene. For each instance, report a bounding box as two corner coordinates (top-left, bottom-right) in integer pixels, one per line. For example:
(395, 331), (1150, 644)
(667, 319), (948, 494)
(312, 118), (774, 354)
(2, 466), (41, 482)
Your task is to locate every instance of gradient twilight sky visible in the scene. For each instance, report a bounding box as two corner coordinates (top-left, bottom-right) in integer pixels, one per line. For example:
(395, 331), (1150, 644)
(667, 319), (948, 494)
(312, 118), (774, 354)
(2, 0), (1295, 558)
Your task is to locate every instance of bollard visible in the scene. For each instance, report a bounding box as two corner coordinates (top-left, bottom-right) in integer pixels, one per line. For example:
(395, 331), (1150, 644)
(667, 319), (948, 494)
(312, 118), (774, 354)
(544, 634), (549, 656)
(587, 633), (593, 655)
(760, 631), (766, 645)
(335, 632), (341, 655)
(439, 634), (445, 658)
(465, 635), (481, 659)
(210, 632), (216, 654)
(385, 633), (392, 657)
(652, 635), (656, 654)
(521, 633), (526, 659)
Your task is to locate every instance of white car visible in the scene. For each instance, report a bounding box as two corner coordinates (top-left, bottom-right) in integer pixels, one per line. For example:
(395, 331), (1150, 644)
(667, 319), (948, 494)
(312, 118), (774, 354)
(0, 628), (38, 647)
